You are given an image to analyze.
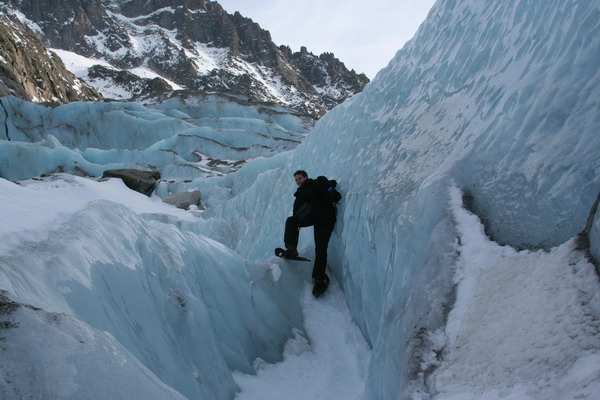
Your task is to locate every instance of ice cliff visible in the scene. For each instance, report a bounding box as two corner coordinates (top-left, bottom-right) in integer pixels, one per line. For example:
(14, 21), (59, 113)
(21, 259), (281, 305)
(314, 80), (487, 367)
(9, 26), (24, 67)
(0, 0), (599, 399)
(195, 0), (600, 397)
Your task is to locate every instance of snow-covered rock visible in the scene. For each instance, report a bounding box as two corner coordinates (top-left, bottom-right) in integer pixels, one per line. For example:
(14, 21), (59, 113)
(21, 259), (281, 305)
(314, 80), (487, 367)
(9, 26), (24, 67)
(0, 16), (101, 103)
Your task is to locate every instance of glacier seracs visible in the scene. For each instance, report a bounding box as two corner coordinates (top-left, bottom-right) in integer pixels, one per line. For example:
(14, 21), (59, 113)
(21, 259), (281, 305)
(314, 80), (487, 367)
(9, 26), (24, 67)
(0, 92), (313, 182)
(0, 0), (599, 399)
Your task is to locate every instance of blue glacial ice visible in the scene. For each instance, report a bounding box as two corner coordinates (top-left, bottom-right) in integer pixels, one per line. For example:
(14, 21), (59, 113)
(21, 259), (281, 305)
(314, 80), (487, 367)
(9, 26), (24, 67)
(1, 298), (188, 400)
(189, 0), (600, 397)
(0, 176), (307, 399)
(0, 93), (313, 181)
(0, 0), (599, 399)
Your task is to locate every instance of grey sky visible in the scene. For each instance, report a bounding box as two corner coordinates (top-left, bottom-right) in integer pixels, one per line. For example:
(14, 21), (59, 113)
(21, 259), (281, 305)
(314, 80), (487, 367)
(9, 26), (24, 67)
(217, 0), (437, 79)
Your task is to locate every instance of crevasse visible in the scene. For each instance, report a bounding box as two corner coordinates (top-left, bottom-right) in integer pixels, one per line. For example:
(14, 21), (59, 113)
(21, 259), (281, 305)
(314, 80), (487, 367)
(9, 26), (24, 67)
(0, 0), (599, 399)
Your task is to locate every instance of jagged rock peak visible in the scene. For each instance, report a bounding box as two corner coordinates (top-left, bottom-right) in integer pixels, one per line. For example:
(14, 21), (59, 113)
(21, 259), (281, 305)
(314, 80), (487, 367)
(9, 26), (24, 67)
(0, 0), (369, 117)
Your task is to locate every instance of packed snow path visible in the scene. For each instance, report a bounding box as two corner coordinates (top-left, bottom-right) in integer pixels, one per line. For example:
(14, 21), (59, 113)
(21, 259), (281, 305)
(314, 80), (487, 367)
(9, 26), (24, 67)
(233, 277), (371, 400)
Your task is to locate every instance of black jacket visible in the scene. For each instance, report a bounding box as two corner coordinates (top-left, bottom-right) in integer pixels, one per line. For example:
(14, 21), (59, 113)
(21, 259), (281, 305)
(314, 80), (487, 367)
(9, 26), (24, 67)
(293, 179), (317, 220)
(293, 178), (341, 223)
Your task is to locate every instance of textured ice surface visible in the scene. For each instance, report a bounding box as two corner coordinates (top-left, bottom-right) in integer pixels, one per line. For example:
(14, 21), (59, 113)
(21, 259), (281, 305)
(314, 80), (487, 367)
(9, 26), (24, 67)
(0, 175), (305, 400)
(191, 0), (600, 397)
(0, 299), (187, 400)
(418, 187), (600, 399)
(0, 93), (312, 182)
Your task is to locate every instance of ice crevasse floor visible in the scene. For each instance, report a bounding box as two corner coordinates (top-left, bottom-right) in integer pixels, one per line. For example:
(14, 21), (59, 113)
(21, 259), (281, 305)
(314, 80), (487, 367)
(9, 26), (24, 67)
(233, 277), (372, 400)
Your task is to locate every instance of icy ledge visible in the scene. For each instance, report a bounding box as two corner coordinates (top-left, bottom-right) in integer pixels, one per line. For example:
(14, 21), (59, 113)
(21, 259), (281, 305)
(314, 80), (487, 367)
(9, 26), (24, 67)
(407, 187), (600, 399)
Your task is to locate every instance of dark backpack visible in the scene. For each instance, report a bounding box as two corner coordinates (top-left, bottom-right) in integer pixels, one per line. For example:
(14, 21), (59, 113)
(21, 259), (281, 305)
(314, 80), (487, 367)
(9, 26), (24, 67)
(314, 176), (342, 209)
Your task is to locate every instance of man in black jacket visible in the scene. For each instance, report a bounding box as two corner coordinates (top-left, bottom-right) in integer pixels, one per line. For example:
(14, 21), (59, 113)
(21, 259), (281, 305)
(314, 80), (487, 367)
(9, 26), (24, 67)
(281, 170), (341, 297)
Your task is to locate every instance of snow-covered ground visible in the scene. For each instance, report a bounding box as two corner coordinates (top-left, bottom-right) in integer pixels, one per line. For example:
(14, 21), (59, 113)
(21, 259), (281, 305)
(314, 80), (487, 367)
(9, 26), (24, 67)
(0, 175), (194, 256)
(234, 279), (371, 400)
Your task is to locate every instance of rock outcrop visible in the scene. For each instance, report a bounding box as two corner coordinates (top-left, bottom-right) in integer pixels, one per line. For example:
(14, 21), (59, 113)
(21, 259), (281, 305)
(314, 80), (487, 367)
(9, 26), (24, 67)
(0, 16), (101, 104)
(0, 0), (368, 117)
(102, 169), (161, 196)
(162, 190), (202, 210)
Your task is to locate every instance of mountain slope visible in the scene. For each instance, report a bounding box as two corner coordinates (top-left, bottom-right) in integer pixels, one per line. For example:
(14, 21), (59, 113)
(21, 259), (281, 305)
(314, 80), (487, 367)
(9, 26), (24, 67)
(0, 0), (368, 116)
(0, 16), (101, 103)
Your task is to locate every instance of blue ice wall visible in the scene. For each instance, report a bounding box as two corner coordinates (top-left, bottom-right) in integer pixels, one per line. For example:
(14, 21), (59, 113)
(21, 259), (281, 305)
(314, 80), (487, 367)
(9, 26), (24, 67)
(194, 0), (600, 397)
(303, 0), (599, 396)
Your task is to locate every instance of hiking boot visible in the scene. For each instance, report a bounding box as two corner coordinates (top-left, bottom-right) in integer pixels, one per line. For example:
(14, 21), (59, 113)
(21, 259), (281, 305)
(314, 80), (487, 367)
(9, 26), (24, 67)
(284, 248), (299, 258)
(312, 274), (330, 297)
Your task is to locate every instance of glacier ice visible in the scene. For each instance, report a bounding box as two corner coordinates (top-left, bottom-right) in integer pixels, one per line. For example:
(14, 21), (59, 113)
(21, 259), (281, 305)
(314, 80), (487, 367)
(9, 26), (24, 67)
(187, 0), (600, 397)
(0, 93), (312, 182)
(0, 0), (599, 399)
(1, 295), (187, 400)
(592, 211), (600, 262)
(423, 186), (600, 399)
(0, 176), (306, 399)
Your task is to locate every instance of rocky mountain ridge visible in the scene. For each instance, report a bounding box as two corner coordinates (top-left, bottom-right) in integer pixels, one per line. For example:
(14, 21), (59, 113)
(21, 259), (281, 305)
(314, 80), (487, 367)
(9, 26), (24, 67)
(0, 16), (101, 103)
(0, 0), (369, 117)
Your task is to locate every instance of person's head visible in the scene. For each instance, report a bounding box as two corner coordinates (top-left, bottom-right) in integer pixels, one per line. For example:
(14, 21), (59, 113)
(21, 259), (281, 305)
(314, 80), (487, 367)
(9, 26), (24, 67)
(293, 170), (308, 186)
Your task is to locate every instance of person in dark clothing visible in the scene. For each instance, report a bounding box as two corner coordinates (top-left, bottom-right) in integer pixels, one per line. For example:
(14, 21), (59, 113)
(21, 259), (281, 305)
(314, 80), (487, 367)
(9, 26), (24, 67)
(282, 170), (341, 296)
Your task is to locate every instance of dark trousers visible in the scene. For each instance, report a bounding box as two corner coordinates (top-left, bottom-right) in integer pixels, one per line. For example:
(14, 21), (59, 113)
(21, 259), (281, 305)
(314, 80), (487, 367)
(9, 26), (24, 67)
(284, 216), (335, 279)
